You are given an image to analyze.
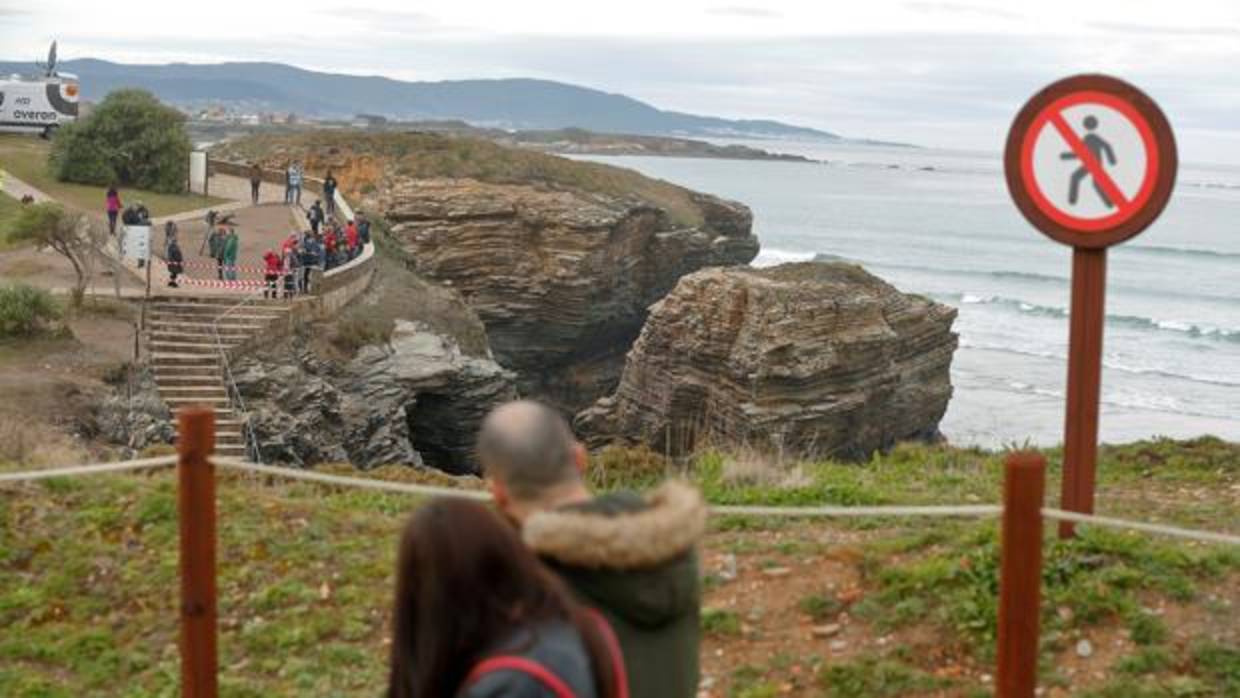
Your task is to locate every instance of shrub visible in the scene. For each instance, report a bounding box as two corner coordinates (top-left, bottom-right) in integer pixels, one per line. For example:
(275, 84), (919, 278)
(0, 284), (60, 338)
(49, 89), (191, 193)
(329, 315), (393, 354)
(8, 202), (101, 307)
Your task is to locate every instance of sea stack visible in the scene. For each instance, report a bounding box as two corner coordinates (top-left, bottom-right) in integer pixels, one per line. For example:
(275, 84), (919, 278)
(576, 262), (959, 460)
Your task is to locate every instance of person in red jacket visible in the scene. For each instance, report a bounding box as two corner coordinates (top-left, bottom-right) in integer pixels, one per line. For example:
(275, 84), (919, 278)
(262, 249), (283, 299)
(345, 220), (359, 260)
(323, 226), (338, 269)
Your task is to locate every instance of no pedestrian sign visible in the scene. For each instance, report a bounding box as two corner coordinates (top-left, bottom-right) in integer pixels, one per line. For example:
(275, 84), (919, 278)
(1004, 75), (1177, 249)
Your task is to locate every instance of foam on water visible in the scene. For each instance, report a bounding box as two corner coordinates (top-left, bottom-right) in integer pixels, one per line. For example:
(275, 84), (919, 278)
(576, 147), (1240, 445)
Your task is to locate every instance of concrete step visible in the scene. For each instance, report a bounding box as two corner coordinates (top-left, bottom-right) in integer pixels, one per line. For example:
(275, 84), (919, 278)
(152, 353), (222, 368)
(149, 341), (227, 356)
(148, 310), (280, 323)
(149, 331), (242, 346)
(163, 395), (231, 407)
(159, 386), (229, 399)
(149, 302), (290, 317)
(146, 320), (266, 336)
(150, 295), (292, 307)
(151, 373), (224, 386)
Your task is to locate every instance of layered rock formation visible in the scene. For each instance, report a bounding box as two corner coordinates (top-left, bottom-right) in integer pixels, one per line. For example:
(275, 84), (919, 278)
(576, 262), (958, 460)
(215, 133), (758, 410)
(382, 179), (757, 408)
(233, 320), (516, 472)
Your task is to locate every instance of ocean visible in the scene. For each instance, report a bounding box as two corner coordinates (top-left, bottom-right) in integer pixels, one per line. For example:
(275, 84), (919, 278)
(576, 144), (1240, 448)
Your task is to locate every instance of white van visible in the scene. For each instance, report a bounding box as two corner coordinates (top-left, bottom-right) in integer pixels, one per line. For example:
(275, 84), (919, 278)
(0, 72), (80, 138)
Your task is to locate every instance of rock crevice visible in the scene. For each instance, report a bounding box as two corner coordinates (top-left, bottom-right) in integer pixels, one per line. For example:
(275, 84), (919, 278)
(234, 320), (516, 472)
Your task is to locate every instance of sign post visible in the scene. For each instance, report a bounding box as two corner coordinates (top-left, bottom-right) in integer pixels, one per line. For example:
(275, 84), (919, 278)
(1004, 75), (1177, 537)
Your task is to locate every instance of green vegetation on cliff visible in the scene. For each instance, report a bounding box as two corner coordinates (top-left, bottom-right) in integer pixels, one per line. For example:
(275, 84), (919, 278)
(1, 437), (1236, 696)
(214, 131), (711, 226)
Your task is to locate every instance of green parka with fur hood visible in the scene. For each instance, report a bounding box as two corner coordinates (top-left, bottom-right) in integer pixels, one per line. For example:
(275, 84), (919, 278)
(523, 481), (707, 698)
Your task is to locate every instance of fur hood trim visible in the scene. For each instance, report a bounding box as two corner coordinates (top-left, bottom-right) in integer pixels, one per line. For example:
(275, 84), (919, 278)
(523, 481), (707, 570)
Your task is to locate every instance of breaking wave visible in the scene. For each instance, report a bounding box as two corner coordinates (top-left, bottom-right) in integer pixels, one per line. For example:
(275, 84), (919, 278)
(945, 294), (1240, 344)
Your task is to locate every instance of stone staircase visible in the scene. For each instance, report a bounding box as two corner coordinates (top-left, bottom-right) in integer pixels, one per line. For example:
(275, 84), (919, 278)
(147, 296), (293, 460)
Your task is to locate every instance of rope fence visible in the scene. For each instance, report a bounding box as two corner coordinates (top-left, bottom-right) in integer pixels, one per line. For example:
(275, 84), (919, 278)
(0, 455), (177, 482)
(1041, 508), (1240, 546)
(3, 453), (1235, 545)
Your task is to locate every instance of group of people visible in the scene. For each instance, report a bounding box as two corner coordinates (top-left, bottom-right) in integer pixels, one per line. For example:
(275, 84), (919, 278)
(260, 211), (371, 298)
(387, 400), (704, 698)
(205, 222), (242, 282)
(198, 206), (370, 297)
(245, 161), (335, 212)
(309, 200), (370, 268)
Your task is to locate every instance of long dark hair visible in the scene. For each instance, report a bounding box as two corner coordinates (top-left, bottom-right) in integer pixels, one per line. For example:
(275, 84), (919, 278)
(387, 498), (618, 698)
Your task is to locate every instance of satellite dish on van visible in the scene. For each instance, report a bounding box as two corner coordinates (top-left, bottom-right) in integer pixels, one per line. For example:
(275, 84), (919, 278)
(40, 41), (58, 77)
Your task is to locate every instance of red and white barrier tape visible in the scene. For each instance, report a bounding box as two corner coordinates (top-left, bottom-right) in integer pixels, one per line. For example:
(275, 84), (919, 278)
(180, 259), (268, 275)
(178, 273), (292, 290)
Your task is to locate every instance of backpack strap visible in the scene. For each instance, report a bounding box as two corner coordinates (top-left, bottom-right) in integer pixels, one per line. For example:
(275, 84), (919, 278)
(464, 656), (577, 698)
(584, 608), (630, 698)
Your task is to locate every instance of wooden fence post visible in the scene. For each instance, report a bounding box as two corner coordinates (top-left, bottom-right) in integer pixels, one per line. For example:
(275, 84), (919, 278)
(996, 452), (1046, 697)
(178, 407), (218, 698)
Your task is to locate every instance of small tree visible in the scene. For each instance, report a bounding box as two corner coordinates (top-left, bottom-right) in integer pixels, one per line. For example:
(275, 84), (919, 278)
(49, 89), (191, 194)
(9, 202), (103, 307)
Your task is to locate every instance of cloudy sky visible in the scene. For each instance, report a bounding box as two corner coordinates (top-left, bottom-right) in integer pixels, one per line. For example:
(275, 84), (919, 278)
(3, 0), (1240, 163)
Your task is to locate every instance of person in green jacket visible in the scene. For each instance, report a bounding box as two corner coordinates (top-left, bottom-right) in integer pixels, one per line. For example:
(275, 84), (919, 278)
(222, 228), (240, 281)
(477, 401), (706, 698)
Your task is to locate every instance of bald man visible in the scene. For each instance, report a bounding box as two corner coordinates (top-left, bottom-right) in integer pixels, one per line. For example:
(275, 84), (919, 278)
(477, 400), (706, 698)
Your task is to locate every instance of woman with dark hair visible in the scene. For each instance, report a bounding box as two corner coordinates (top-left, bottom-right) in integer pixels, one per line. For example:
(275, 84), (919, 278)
(388, 498), (626, 698)
(105, 186), (121, 235)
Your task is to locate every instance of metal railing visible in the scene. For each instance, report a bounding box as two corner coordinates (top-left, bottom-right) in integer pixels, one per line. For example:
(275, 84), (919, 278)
(211, 290), (268, 463)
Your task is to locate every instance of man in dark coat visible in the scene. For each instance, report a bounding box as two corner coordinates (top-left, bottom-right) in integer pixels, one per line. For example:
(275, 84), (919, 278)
(166, 237), (184, 287)
(477, 401), (705, 698)
(308, 200), (324, 234)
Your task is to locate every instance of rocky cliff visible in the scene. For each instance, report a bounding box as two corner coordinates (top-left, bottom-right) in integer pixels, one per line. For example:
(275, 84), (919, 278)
(382, 179), (757, 409)
(214, 132), (759, 410)
(576, 262), (958, 460)
(234, 320), (515, 472)
(227, 260), (515, 472)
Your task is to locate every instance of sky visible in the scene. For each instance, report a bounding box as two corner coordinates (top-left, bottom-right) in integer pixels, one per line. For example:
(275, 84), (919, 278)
(3, 0), (1240, 163)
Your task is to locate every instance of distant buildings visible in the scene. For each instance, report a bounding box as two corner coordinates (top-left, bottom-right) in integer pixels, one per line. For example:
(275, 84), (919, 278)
(192, 106), (298, 125)
(353, 113), (388, 129)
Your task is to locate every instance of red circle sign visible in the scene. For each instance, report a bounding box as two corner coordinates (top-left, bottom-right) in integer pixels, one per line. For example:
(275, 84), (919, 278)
(1004, 75), (1177, 248)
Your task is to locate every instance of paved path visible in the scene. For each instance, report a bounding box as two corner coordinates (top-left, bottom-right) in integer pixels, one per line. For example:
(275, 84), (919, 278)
(1, 170), (311, 297)
(0, 170), (53, 203)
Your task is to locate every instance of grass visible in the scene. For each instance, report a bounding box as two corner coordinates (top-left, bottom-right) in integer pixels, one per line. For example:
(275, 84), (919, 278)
(0, 134), (227, 218)
(315, 254), (490, 358)
(818, 655), (954, 697)
(0, 437), (1236, 695)
(212, 131), (710, 227)
(701, 607), (743, 637)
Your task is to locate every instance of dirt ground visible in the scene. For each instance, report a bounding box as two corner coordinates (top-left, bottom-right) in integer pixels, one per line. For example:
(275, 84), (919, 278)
(694, 521), (1238, 697)
(0, 303), (138, 465)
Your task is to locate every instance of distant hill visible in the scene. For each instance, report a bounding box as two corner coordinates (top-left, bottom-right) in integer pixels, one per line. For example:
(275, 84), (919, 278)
(0, 58), (845, 141)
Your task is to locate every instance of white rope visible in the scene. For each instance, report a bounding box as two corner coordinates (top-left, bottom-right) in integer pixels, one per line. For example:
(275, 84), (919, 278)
(212, 457), (491, 500)
(711, 503), (1002, 518)
(0, 455), (178, 483)
(4, 456), (1235, 546)
(214, 458), (998, 518)
(1042, 508), (1240, 546)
